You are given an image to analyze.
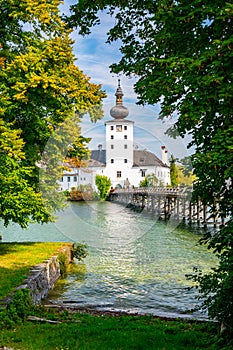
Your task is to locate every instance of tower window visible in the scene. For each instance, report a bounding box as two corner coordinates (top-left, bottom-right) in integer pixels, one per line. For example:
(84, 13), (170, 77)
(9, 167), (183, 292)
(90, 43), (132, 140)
(124, 126), (127, 130)
(117, 171), (122, 178)
(111, 135), (114, 139)
(111, 159), (114, 163)
(116, 125), (122, 132)
(124, 135), (127, 139)
(111, 145), (114, 149)
(111, 126), (114, 130)
(124, 144), (127, 149)
(124, 159), (127, 163)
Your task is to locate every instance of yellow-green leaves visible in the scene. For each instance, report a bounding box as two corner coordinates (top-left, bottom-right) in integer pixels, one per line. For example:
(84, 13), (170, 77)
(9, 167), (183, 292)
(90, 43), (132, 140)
(0, 0), (106, 227)
(0, 119), (25, 160)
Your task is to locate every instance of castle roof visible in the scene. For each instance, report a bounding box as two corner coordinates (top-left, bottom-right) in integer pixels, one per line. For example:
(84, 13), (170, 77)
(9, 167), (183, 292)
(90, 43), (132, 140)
(133, 149), (169, 168)
(89, 150), (106, 166)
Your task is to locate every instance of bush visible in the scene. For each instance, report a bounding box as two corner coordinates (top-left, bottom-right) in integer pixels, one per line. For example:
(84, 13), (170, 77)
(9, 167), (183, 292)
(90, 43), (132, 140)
(0, 289), (33, 328)
(95, 175), (111, 200)
(72, 243), (88, 262)
(57, 252), (69, 275)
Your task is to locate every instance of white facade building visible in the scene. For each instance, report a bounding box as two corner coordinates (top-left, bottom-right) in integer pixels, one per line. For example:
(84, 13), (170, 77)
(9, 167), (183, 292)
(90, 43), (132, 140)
(59, 81), (170, 191)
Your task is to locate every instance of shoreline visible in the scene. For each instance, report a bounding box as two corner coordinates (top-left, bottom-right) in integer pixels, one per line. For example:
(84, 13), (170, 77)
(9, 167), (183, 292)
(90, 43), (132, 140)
(43, 302), (213, 323)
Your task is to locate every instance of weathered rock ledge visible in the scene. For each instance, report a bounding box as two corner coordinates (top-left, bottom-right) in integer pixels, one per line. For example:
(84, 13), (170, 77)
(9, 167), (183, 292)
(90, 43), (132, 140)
(16, 243), (74, 304)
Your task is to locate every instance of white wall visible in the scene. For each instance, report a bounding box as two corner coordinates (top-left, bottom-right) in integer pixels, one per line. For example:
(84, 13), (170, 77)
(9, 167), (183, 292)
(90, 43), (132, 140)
(59, 168), (94, 191)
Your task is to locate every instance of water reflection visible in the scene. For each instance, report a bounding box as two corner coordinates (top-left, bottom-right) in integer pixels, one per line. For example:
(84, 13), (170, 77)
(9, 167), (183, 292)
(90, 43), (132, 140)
(47, 202), (216, 319)
(1, 201), (217, 319)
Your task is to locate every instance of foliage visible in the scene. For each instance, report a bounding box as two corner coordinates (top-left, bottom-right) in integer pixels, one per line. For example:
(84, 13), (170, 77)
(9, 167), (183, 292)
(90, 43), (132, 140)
(7, 289), (32, 321)
(0, 120), (51, 227)
(95, 174), (111, 200)
(0, 289), (33, 328)
(66, 136), (91, 168)
(187, 220), (233, 335)
(57, 252), (69, 275)
(177, 157), (196, 186)
(0, 308), (220, 349)
(170, 155), (179, 187)
(177, 166), (195, 186)
(139, 173), (158, 188)
(69, 184), (96, 201)
(0, 0), (106, 227)
(66, 0), (233, 331)
(73, 242), (88, 261)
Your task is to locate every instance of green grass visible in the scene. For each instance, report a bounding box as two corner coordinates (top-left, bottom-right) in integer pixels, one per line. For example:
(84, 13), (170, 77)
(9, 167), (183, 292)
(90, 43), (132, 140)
(0, 309), (220, 350)
(0, 242), (70, 301)
(0, 243), (230, 350)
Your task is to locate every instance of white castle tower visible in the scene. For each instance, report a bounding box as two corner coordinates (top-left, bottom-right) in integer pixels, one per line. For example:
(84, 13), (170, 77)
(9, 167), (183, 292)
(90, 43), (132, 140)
(104, 80), (134, 187)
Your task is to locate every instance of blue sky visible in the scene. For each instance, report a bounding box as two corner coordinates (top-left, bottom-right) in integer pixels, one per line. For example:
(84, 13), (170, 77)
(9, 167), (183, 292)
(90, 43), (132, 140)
(61, 1), (192, 161)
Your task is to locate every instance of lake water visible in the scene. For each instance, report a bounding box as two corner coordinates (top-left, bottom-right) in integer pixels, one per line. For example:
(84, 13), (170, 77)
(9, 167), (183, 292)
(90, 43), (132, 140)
(1, 201), (217, 319)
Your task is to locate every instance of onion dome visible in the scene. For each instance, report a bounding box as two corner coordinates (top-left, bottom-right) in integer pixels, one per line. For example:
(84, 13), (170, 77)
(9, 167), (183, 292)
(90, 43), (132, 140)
(110, 80), (129, 119)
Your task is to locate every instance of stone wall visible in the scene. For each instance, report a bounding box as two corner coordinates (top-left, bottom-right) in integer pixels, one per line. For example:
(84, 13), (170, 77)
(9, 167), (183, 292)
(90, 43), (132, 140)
(17, 244), (74, 304)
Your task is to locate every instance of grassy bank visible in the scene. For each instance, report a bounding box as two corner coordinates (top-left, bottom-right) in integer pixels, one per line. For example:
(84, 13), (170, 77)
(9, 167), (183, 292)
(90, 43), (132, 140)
(0, 242), (67, 301)
(0, 308), (220, 350)
(0, 243), (230, 349)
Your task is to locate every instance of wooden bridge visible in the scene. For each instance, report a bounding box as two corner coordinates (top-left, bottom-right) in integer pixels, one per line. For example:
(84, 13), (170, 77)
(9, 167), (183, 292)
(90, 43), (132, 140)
(108, 187), (223, 228)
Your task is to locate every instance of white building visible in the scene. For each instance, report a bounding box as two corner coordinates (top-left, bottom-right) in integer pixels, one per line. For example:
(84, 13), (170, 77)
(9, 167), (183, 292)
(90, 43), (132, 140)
(59, 81), (170, 191)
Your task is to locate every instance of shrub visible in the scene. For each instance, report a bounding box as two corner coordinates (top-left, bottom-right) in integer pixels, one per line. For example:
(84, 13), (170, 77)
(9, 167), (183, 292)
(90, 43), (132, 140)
(57, 252), (69, 275)
(0, 289), (33, 328)
(72, 243), (88, 262)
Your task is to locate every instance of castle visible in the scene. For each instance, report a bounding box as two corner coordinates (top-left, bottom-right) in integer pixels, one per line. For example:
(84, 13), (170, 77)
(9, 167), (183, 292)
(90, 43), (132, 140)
(60, 81), (170, 191)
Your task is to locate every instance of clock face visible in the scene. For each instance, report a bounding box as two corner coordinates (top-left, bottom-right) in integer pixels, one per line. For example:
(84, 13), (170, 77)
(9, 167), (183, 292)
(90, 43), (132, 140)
(116, 125), (122, 132)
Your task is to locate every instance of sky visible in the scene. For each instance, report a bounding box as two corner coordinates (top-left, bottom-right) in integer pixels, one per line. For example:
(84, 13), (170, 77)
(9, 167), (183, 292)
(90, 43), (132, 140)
(61, 1), (192, 161)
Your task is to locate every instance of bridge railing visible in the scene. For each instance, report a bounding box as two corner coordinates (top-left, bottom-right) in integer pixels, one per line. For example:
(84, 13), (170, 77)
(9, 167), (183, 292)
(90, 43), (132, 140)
(112, 186), (192, 196)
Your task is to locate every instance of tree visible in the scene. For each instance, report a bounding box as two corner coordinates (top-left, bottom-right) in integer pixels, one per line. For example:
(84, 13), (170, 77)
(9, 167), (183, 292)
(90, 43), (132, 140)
(0, 120), (50, 227)
(0, 0), (106, 227)
(66, 1), (233, 331)
(95, 175), (111, 200)
(176, 167), (195, 186)
(139, 174), (158, 188)
(170, 155), (178, 187)
(177, 157), (196, 186)
(65, 135), (91, 168)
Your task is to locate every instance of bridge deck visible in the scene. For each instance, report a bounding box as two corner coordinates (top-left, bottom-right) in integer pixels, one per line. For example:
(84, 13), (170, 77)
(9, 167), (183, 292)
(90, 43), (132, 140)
(108, 187), (223, 228)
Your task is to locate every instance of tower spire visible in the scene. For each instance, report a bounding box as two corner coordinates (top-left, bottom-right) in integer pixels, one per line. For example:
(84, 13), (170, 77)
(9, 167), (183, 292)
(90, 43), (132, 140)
(110, 81), (129, 119)
(115, 79), (124, 105)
